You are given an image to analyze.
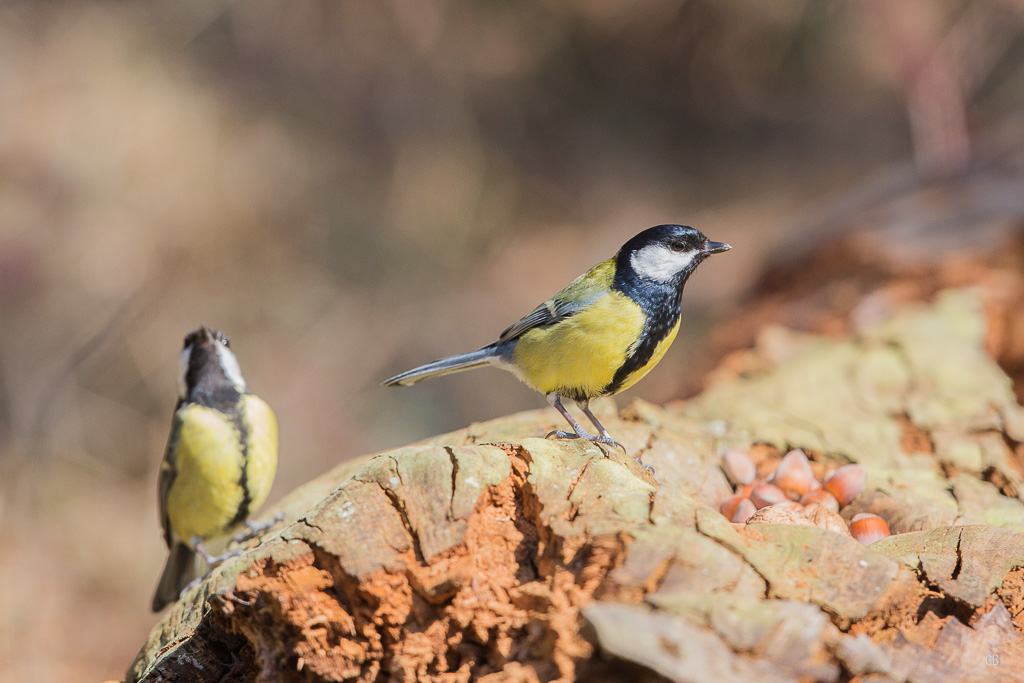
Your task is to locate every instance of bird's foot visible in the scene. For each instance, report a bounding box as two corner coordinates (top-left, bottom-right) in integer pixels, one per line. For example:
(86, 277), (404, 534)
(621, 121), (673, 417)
(548, 429), (632, 458)
(590, 434), (627, 453)
(546, 426), (653, 474)
(593, 435), (651, 473)
(204, 547), (243, 567)
(193, 537), (244, 568)
(232, 513), (285, 544)
(631, 455), (656, 475)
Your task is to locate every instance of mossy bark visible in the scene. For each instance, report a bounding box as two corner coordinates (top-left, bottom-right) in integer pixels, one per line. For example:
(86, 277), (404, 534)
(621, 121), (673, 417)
(127, 289), (1024, 683)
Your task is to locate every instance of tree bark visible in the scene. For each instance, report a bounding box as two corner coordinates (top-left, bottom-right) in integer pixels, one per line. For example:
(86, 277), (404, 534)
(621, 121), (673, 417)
(127, 289), (1024, 683)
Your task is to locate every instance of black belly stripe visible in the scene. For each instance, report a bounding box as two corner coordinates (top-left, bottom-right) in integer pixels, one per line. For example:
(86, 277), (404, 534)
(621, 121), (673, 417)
(604, 307), (680, 395)
(226, 403), (251, 528)
(603, 265), (685, 397)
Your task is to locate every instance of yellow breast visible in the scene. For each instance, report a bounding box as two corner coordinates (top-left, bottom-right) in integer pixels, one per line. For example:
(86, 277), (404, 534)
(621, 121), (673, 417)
(166, 397), (278, 544)
(512, 291), (647, 399)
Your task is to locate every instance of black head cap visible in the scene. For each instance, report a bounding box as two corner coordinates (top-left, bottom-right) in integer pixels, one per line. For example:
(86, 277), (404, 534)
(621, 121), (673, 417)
(621, 224), (706, 254)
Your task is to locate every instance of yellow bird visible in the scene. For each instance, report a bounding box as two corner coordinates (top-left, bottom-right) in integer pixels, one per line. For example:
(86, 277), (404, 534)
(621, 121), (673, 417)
(384, 224), (730, 468)
(151, 326), (278, 612)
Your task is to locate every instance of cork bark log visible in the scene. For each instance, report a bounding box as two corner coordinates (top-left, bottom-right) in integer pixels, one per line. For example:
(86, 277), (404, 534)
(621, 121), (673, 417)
(127, 289), (1024, 683)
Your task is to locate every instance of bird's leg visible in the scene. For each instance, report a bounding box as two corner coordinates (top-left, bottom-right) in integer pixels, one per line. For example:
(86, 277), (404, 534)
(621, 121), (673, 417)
(578, 400), (653, 473)
(545, 392), (597, 441)
(576, 400), (628, 453)
(231, 513), (285, 544)
(192, 536), (243, 568)
(547, 395), (653, 472)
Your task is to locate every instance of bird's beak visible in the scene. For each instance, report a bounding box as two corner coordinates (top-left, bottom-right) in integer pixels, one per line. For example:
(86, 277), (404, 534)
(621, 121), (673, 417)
(705, 241), (731, 255)
(200, 325), (215, 344)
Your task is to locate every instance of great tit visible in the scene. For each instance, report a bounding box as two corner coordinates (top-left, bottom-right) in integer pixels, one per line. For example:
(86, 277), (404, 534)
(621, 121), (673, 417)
(151, 326), (278, 612)
(384, 224), (730, 465)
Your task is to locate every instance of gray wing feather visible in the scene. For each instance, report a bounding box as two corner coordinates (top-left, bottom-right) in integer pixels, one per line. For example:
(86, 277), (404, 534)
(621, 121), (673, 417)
(498, 297), (591, 342)
(157, 405), (185, 549)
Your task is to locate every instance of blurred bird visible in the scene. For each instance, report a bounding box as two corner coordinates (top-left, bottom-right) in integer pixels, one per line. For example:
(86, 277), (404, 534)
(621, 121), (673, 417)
(384, 224), (730, 468)
(151, 326), (278, 612)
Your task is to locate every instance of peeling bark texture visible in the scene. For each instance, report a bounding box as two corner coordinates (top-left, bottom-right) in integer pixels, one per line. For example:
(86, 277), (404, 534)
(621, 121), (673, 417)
(127, 288), (1024, 683)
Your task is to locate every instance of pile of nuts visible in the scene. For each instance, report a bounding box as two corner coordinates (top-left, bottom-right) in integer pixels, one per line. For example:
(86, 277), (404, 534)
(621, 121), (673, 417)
(719, 448), (891, 545)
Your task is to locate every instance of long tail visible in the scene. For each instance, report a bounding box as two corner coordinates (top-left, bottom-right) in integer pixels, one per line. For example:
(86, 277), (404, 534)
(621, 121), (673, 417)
(383, 347), (500, 386)
(152, 541), (197, 612)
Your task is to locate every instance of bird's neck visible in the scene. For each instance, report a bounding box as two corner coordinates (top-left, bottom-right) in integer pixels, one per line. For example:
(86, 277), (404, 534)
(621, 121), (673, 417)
(612, 259), (687, 326)
(187, 382), (243, 413)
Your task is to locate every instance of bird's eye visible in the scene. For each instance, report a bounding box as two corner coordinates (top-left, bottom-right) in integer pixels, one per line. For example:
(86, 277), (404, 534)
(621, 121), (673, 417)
(669, 241), (685, 252)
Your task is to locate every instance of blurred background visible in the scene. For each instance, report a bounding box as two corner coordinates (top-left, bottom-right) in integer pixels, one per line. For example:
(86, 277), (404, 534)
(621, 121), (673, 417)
(2, 1), (1024, 680)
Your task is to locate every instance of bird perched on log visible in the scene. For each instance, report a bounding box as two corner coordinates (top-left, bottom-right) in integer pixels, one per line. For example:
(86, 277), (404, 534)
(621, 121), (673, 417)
(151, 326), (278, 612)
(384, 224), (730, 469)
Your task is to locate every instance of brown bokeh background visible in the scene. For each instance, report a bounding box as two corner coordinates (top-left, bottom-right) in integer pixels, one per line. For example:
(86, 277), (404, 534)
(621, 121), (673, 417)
(2, 1), (1024, 680)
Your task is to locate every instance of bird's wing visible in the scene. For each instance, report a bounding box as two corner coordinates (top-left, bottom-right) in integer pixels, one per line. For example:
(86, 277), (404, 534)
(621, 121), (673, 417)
(157, 403), (185, 549)
(497, 257), (616, 342)
(496, 297), (589, 342)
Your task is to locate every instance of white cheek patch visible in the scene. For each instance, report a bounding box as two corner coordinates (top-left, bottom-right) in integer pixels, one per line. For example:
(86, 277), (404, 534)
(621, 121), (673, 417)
(214, 343), (248, 392)
(630, 244), (698, 282)
(178, 346), (192, 399)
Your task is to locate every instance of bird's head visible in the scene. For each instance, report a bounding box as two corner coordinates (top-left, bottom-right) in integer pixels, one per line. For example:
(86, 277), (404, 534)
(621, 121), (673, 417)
(618, 224), (730, 285)
(178, 325), (247, 400)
